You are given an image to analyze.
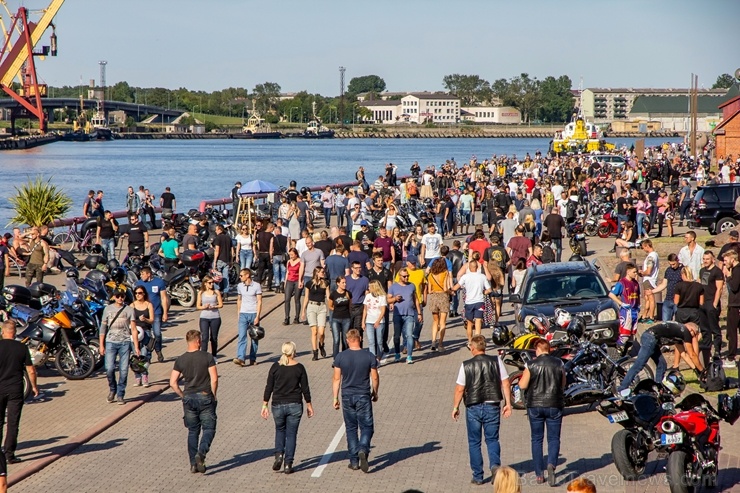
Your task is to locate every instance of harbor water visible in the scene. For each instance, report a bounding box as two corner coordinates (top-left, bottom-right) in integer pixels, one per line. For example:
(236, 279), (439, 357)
(1, 137), (681, 230)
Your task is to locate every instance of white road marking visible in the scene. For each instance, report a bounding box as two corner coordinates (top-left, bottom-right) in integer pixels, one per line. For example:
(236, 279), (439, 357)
(311, 423), (346, 478)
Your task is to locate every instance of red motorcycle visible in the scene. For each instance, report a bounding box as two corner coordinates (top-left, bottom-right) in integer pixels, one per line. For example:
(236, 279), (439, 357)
(597, 210), (619, 238)
(657, 392), (739, 493)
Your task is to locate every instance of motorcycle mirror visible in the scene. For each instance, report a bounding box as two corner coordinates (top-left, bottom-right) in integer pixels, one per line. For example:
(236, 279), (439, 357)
(619, 388), (632, 399)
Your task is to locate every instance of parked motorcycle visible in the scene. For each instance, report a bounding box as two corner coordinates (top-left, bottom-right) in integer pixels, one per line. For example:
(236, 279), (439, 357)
(597, 210), (619, 238)
(567, 221), (588, 256)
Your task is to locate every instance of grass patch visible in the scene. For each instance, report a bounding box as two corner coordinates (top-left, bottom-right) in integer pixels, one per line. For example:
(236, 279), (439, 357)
(198, 114), (244, 125)
(652, 234), (712, 247)
(681, 366), (738, 398)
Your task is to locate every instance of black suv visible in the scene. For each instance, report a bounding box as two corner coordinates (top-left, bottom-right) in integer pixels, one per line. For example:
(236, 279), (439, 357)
(689, 183), (740, 234)
(510, 261), (619, 345)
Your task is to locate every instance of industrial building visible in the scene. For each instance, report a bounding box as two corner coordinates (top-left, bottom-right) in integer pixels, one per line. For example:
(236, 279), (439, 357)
(581, 88), (727, 122)
(628, 94), (724, 132)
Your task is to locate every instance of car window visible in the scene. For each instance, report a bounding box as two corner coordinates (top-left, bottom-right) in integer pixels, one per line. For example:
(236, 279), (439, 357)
(714, 188), (732, 202)
(524, 273), (608, 303)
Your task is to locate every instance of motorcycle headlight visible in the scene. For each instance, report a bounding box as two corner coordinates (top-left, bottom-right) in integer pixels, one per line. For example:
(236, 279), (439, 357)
(523, 315), (534, 329)
(598, 308), (617, 322)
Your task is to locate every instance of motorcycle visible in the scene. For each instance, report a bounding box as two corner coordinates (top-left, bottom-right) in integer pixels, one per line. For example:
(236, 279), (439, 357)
(567, 220), (588, 256)
(597, 210), (619, 238)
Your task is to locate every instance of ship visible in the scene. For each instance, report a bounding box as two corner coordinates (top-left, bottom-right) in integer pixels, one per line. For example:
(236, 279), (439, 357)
(300, 102), (335, 138)
(63, 96), (111, 141)
(242, 103), (282, 139)
(550, 113), (614, 154)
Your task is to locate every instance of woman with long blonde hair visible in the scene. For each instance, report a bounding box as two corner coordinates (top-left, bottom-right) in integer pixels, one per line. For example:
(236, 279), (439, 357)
(362, 280), (388, 360)
(261, 341), (314, 475)
(300, 266), (330, 360)
(493, 465), (521, 493)
(196, 274), (223, 358)
(425, 257), (452, 351)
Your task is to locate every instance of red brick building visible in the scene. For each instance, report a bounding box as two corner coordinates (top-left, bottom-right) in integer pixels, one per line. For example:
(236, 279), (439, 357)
(714, 84), (740, 160)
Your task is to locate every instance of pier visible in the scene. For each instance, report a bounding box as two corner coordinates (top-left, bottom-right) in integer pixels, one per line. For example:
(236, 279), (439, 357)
(0, 133), (60, 150)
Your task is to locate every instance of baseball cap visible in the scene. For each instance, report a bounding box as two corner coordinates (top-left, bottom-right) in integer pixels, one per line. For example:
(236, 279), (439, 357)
(360, 220), (369, 226)
(730, 231), (739, 238)
(406, 254), (419, 266)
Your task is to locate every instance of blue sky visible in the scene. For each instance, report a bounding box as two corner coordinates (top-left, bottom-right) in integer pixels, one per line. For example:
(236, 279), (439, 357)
(6, 0), (739, 95)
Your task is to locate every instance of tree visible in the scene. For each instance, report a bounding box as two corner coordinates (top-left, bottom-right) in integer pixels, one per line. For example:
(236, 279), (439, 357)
(8, 175), (72, 227)
(442, 74), (492, 106)
(713, 73), (736, 89)
(538, 75), (574, 122)
(347, 75), (386, 99)
(252, 82), (281, 115)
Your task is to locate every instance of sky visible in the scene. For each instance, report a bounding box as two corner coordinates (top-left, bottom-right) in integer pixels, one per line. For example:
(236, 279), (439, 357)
(4, 0), (739, 95)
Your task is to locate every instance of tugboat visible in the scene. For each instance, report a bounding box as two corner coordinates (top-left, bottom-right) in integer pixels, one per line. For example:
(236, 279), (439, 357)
(63, 97), (111, 141)
(242, 102), (282, 139)
(550, 112), (615, 154)
(300, 102), (335, 139)
(89, 101), (113, 141)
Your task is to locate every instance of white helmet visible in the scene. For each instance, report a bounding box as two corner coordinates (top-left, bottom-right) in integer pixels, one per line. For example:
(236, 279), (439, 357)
(555, 308), (572, 328)
(132, 326), (146, 342)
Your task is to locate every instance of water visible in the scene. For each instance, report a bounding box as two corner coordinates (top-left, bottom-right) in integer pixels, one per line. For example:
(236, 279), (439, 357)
(1, 137), (681, 231)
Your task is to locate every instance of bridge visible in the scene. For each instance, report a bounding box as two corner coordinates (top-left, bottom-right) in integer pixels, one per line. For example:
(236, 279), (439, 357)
(0, 97), (183, 120)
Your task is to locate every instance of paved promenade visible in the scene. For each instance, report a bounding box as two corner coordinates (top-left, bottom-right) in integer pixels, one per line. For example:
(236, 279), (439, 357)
(5, 229), (740, 492)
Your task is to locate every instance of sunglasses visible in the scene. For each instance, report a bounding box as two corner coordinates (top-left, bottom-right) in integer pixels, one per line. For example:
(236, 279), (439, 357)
(400, 275), (409, 279)
(135, 291), (145, 295)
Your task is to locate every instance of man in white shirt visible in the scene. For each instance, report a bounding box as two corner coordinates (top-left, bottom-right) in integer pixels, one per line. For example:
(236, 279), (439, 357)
(550, 181), (563, 202)
(420, 223), (443, 268)
(639, 239), (660, 323)
(452, 260), (492, 345)
(678, 230), (704, 280)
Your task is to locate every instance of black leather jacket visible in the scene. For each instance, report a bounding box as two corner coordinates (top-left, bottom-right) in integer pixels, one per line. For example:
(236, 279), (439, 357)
(463, 354), (503, 407)
(525, 354), (565, 409)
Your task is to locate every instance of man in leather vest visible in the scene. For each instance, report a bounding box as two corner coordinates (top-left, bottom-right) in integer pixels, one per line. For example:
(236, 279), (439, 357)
(518, 338), (566, 486)
(452, 335), (512, 485)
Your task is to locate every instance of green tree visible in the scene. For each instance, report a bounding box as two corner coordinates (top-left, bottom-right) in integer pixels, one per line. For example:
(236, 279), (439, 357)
(109, 81), (135, 102)
(252, 82), (281, 115)
(442, 74), (492, 106)
(538, 75), (574, 122)
(8, 175), (72, 227)
(347, 75), (386, 99)
(713, 73), (736, 89)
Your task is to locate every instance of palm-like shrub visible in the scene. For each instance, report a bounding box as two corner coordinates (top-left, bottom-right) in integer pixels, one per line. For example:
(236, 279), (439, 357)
(8, 175), (72, 227)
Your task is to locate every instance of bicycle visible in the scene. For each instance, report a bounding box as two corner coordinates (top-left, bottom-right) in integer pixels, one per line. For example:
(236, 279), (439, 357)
(53, 218), (96, 254)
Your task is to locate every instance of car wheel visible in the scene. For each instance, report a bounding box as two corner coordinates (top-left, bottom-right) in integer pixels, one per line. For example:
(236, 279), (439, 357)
(716, 217), (737, 235)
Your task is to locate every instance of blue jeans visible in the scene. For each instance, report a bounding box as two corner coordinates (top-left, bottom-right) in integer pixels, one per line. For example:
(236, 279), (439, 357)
(331, 318), (351, 356)
(336, 206), (346, 228)
(552, 238), (563, 263)
(101, 237), (116, 261)
(393, 312), (415, 357)
(216, 260), (230, 294)
(342, 394), (374, 464)
(451, 278), (460, 314)
(237, 312), (257, 361)
(436, 217), (445, 235)
(272, 402), (303, 463)
(662, 299), (677, 322)
(527, 407), (563, 477)
(636, 212), (646, 238)
(239, 249), (253, 271)
(619, 331), (666, 391)
(182, 391), (217, 466)
(105, 340), (131, 398)
(324, 208), (332, 227)
(152, 314), (163, 352)
(465, 403), (502, 482)
(365, 322), (385, 358)
(272, 256), (286, 287)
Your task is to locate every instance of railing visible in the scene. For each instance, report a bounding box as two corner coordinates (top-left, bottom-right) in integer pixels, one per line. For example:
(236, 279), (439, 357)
(51, 207), (163, 228)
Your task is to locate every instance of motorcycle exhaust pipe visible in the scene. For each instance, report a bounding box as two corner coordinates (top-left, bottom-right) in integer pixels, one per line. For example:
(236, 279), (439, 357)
(661, 420), (678, 434)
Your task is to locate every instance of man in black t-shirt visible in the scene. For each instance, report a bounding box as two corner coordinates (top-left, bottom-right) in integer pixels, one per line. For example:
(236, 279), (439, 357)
(96, 210), (119, 261)
(615, 189), (629, 235)
(212, 225), (233, 295)
(170, 329), (218, 474)
(542, 208), (565, 262)
(699, 251), (724, 365)
(160, 187), (176, 220)
(619, 321), (703, 391)
(125, 214), (149, 256)
(0, 320), (39, 467)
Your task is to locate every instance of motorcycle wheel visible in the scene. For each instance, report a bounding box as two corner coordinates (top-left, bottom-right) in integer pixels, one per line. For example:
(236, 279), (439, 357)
(569, 239), (579, 254)
(666, 450), (694, 493)
(508, 371), (526, 410)
(615, 358), (655, 391)
(54, 343), (96, 380)
(611, 429), (647, 480)
(597, 225), (612, 238)
(23, 370), (33, 401)
(584, 223), (598, 237)
(578, 239), (588, 256)
(86, 338), (104, 370)
(175, 283), (197, 308)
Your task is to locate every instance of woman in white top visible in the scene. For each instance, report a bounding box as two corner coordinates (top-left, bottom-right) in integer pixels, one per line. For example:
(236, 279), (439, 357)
(511, 257), (527, 295)
(235, 224), (254, 270)
(382, 204), (398, 231)
(362, 280), (387, 360)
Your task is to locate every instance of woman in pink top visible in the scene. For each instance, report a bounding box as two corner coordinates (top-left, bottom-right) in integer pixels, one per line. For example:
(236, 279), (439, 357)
(655, 189), (670, 238)
(635, 193), (648, 240)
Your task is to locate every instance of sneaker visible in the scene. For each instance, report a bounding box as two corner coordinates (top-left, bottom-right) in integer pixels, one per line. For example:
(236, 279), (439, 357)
(194, 453), (206, 473)
(358, 451), (369, 473)
(645, 319), (654, 325)
(116, 396), (125, 405)
(406, 357), (413, 365)
(134, 377), (142, 387)
(471, 478), (484, 485)
(107, 391), (115, 403)
(284, 462), (294, 474)
(142, 375), (150, 388)
(190, 464), (198, 474)
(723, 358), (737, 368)
(394, 354), (401, 362)
(233, 358), (246, 367)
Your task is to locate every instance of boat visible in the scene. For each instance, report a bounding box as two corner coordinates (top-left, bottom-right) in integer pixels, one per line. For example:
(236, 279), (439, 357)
(300, 102), (335, 139)
(550, 113), (614, 154)
(242, 103), (282, 139)
(65, 96), (111, 141)
(89, 104), (113, 141)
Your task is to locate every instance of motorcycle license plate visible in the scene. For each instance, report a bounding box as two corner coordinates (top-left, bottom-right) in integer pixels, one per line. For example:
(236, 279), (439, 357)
(661, 433), (683, 445)
(607, 411), (629, 423)
(513, 386), (521, 403)
(190, 276), (200, 285)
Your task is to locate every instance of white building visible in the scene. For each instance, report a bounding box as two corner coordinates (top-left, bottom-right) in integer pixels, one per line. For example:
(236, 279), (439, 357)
(164, 112), (205, 134)
(401, 92), (460, 124)
(461, 106), (521, 124)
(359, 100), (403, 124)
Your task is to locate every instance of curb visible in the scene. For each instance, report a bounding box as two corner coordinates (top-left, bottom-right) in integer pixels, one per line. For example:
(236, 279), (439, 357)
(8, 295), (286, 487)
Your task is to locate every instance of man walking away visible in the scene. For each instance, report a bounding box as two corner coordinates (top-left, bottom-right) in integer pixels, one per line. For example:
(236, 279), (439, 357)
(170, 329), (218, 474)
(333, 329), (379, 473)
(0, 321), (38, 466)
(160, 187), (176, 221)
(212, 224), (233, 297)
(452, 334), (512, 485)
(518, 339), (565, 486)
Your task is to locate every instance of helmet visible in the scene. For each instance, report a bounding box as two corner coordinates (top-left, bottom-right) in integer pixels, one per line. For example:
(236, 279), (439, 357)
(132, 325), (147, 342)
(86, 269), (110, 284)
(513, 333), (542, 350)
(90, 244), (104, 255)
(490, 324), (513, 347)
(555, 308), (572, 328)
(209, 269), (223, 283)
(247, 324), (265, 340)
(717, 392), (740, 425)
(106, 259), (120, 272)
(290, 180), (297, 187)
(198, 228), (209, 242)
(566, 316), (587, 339)
(568, 254), (584, 262)
(110, 267), (126, 284)
(300, 186), (310, 196)
(529, 315), (550, 335)
(66, 267), (79, 280)
(109, 287), (127, 300)
(662, 369), (686, 396)
(84, 254), (105, 270)
(129, 354), (148, 374)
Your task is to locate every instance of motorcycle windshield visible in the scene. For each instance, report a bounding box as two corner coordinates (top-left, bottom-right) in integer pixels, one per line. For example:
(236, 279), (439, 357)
(632, 394), (662, 425)
(676, 393), (709, 411)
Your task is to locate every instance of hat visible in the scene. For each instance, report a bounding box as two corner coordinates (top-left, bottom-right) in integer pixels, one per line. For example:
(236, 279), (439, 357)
(730, 231), (739, 238)
(161, 232), (170, 240)
(360, 220), (369, 226)
(406, 254), (419, 266)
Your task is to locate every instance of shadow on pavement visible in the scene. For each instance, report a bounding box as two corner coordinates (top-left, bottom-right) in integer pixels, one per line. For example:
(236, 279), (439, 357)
(718, 467), (740, 491)
(17, 436), (67, 451)
(554, 452), (613, 486)
(369, 441), (443, 472)
(206, 448), (275, 474)
(68, 438), (128, 456)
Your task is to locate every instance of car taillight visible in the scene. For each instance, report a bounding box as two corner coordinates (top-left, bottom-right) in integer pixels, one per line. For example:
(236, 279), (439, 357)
(697, 198), (706, 210)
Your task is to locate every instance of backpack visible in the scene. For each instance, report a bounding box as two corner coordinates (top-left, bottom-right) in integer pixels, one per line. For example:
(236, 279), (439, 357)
(540, 243), (555, 264)
(701, 358), (727, 392)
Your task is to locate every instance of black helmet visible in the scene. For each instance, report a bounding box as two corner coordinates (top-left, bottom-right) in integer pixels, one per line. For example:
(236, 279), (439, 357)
(86, 269), (110, 284)
(566, 316), (587, 339)
(198, 228), (209, 241)
(90, 244), (104, 255)
(66, 267), (79, 280)
(129, 354), (148, 374)
(300, 186), (310, 196)
(718, 392), (740, 425)
(84, 254), (105, 270)
(110, 267), (126, 284)
(568, 254), (584, 262)
(490, 324), (513, 347)
(106, 259), (120, 272)
(247, 324), (265, 340)
(290, 180), (297, 187)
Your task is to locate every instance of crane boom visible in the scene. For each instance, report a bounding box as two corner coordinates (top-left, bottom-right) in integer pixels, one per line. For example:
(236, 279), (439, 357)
(0, 0), (64, 87)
